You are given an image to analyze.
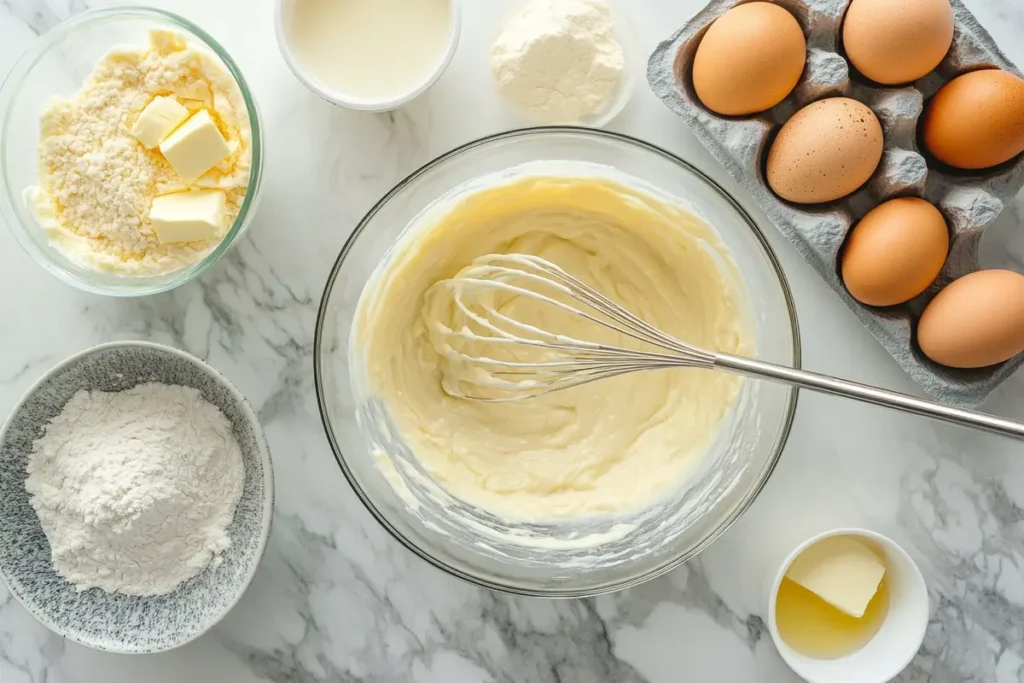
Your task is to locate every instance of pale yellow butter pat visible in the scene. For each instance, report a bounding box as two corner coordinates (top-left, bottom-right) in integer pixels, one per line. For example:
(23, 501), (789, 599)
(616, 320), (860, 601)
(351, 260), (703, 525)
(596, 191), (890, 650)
(131, 96), (189, 149)
(785, 535), (886, 618)
(159, 109), (231, 182)
(149, 190), (226, 243)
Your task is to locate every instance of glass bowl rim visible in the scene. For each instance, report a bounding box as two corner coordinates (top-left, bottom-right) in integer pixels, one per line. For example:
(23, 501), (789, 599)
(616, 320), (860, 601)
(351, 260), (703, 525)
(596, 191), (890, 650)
(313, 125), (802, 597)
(0, 5), (264, 297)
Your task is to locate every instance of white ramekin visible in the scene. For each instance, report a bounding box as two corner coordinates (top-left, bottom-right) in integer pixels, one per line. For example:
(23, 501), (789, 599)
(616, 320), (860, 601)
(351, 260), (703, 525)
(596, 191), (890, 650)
(274, 0), (462, 112)
(767, 528), (929, 683)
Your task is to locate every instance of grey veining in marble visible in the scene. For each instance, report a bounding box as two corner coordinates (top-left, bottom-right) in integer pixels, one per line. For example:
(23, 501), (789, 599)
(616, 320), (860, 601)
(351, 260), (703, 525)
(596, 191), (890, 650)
(1, 0), (1024, 681)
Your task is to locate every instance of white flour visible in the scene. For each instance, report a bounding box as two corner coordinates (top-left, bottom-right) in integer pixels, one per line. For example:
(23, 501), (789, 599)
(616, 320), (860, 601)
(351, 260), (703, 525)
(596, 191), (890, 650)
(490, 0), (625, 123)
(25, 383), (244, 596)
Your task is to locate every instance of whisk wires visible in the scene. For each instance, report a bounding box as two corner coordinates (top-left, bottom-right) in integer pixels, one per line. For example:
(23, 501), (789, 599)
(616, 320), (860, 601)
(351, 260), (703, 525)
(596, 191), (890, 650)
(426, 254), (716, 402)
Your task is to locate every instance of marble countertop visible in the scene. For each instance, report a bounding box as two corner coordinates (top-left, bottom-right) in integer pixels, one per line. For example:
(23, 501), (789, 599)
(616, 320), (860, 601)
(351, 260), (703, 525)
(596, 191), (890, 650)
(2, 0), (1024, 681)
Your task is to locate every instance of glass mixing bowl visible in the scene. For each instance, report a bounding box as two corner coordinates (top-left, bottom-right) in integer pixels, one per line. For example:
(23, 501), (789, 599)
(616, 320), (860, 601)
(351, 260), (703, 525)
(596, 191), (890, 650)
(0, 7), (263, 296)
(315, 128), (800, 597)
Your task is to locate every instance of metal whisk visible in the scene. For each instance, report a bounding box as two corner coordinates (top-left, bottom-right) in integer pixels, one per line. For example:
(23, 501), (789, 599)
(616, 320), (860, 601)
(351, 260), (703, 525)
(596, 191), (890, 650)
(428, 253), (1024, 441)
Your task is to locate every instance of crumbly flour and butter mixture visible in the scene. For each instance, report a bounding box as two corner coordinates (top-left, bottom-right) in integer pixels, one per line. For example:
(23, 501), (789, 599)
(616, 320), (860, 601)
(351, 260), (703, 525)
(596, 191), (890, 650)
(26, 31), (251, 276)
(356, 173), (754, 520)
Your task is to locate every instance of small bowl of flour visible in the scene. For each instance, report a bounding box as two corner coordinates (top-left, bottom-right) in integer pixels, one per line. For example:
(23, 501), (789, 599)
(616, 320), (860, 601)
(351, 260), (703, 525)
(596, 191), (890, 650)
(0, 341), (273, 653)
(489, 0), (636, 127)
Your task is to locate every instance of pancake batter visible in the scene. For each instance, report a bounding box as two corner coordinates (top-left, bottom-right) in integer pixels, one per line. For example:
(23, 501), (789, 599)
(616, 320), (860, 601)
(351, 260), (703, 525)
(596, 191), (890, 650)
(355, 172), (754, 519)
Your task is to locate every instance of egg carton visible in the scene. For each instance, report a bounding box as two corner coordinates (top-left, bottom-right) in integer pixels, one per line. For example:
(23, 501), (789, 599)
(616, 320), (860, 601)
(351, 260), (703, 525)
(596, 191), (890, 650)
(647, 0), (1024, 408)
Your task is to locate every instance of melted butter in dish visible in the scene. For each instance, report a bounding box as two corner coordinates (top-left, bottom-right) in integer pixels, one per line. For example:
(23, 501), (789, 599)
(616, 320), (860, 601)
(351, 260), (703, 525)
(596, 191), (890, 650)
(355, 173), (755, 520)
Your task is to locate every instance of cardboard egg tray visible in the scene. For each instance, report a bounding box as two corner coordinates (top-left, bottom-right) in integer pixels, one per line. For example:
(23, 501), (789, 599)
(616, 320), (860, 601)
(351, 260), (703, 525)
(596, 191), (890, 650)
(647, 0), (1024, 408)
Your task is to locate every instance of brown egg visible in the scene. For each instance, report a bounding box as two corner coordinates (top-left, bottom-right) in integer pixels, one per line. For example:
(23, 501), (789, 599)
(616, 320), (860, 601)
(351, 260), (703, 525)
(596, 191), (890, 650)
(842, 198), (948, 306)
(766, 98), (883, 204)
(917, 269), (1024, 368)
(922, 69), (1024, 170)
(842, 0), (953, 85)
(692, 2), (806, 116)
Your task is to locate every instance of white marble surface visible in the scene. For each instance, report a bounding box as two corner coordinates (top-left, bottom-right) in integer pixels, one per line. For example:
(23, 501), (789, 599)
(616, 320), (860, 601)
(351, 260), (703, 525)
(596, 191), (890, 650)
(2, 0), (1024, 681)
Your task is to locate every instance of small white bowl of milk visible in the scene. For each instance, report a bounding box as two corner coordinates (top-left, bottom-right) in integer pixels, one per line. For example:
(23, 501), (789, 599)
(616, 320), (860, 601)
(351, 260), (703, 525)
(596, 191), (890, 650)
(275, 0), (461, 111)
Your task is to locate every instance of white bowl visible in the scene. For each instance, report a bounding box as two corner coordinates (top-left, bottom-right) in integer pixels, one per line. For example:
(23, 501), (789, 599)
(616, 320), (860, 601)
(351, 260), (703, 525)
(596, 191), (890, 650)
(0, 341), (274, 653)
(274, 0), (462, 111)
(767, 528), (929, 683)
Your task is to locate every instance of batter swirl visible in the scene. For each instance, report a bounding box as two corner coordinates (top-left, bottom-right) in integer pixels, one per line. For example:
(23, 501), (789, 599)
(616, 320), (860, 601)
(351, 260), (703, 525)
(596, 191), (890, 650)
(355, 173), (754, 519)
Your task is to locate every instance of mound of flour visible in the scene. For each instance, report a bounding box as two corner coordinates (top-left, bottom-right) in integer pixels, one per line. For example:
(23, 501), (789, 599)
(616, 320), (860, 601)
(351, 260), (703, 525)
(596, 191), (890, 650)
(490, 0), (625, 123)
(25, 383), (244, 596)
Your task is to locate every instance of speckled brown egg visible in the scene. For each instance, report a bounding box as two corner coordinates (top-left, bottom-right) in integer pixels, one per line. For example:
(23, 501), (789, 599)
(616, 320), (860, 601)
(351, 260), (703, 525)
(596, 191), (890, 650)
(766, 98), (884, 204)
(917, 269), (1024, 368)
(842, 0), (954, 85)
(841, 198), (948, 306)
(922, 69), (1024, 170)
(692, 2), (806, 116)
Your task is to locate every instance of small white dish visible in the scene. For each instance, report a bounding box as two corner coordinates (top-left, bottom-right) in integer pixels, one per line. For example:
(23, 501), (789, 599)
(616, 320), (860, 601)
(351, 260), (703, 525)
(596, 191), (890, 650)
(274, 0), (462, 112)
(767, 528), (928, 683)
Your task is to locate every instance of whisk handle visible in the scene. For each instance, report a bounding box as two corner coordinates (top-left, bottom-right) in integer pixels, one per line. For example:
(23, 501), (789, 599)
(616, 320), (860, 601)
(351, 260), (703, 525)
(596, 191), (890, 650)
(715, 354), (1024, 441)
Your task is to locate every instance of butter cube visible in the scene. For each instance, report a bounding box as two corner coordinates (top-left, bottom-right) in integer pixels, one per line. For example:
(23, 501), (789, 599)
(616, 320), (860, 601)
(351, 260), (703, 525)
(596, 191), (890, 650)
(159, 109), (231, 182)
(149, 190), (226, 243)
(131, 96), (190, 149)
(785, 535), (886, 618)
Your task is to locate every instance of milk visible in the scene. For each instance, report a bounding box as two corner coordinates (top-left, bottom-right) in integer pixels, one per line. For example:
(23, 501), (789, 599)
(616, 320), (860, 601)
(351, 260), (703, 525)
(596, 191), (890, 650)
(287, 0), (453, 102)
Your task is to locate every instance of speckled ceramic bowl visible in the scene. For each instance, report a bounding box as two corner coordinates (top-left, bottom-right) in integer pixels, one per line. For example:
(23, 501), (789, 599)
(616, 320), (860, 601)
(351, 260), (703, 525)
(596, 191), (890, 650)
(0, 341), (274, 653)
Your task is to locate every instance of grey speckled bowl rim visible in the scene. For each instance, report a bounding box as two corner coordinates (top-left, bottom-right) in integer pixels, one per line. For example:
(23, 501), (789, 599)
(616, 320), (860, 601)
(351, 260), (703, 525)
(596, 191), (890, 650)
(0, 340), (275, 654)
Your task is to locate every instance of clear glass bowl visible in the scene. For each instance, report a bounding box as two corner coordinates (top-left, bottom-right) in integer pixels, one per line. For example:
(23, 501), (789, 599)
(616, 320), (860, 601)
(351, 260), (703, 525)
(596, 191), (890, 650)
(0, 7), (264, 296)
(315, 128), (800, 597)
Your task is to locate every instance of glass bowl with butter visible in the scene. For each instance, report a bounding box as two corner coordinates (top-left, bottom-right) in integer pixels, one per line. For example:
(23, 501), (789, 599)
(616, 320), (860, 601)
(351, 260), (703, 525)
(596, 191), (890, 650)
(316, 128), (801, 597)
(0, 8), (263, 296)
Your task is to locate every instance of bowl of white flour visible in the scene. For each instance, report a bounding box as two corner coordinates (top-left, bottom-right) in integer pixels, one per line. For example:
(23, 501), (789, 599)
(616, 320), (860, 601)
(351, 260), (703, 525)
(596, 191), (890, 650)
(0, 341), (274, 653)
